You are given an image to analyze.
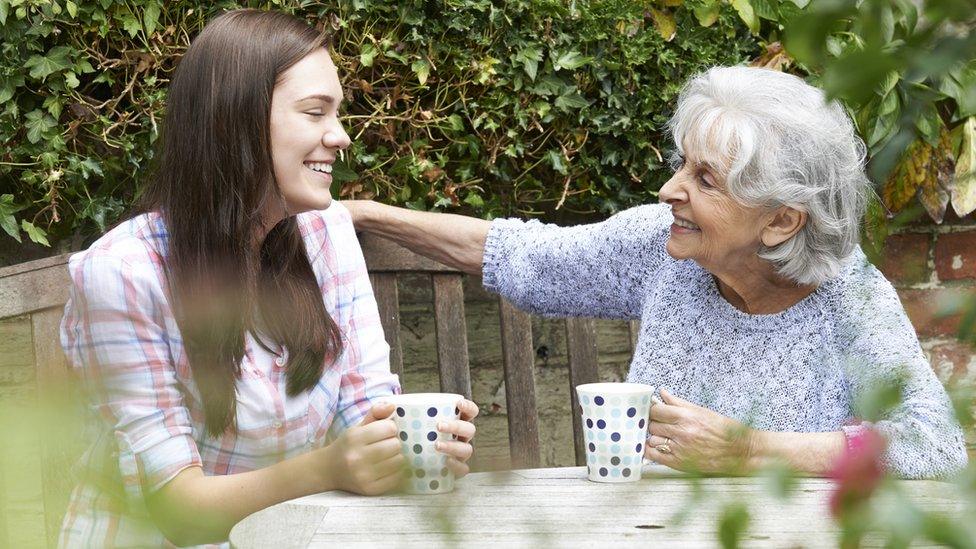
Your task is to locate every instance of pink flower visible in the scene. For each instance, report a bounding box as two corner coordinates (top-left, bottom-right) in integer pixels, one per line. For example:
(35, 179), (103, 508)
(828, 427), (887, 519)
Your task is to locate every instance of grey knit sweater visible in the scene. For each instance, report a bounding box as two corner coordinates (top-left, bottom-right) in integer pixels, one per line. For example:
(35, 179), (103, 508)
(482, 203), (968, 479)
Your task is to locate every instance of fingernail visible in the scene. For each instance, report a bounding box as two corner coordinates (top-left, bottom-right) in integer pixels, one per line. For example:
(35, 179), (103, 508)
(437, 422), (445, 430)
(434, 441), (441, 451)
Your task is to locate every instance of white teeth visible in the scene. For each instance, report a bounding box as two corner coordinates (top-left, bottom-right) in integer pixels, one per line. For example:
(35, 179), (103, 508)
(305, 162), (333, 174)
(674, 218), (699, 230)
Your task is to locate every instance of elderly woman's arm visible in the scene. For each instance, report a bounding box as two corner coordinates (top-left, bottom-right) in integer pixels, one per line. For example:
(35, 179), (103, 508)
(344, 200), (489, 274)
(345, 200), (673, 319)
(646, 390), (848, 475)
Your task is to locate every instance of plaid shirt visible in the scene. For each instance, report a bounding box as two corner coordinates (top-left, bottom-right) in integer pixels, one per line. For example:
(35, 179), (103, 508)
(58, 204), (399, 548)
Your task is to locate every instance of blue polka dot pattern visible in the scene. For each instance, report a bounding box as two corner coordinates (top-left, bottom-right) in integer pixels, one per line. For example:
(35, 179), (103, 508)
(387, 396), (462, 494)
(577, 386), (654, 483)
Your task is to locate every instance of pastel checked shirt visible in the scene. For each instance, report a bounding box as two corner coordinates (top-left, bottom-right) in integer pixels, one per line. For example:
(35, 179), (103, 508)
(58, 203), (400, 548)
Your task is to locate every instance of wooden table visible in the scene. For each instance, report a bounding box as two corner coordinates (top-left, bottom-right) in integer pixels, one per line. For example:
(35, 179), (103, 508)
(229, 465), (972, 548)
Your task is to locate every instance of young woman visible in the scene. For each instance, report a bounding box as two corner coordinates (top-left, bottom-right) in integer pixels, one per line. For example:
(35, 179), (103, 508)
(59, 10), (478, 547)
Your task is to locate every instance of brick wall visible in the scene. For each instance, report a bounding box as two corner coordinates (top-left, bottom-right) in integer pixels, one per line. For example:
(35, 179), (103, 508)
(877, 211), (976, 386)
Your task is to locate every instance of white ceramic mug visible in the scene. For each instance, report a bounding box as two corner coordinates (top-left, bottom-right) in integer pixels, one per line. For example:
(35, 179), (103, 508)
(380, 393), (463, 494)
(575, 382), (654, 483)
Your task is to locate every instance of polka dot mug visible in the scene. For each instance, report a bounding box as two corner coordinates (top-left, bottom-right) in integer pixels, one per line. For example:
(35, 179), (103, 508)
(380, 393), (463, 494)
(575, 383), (655, 483)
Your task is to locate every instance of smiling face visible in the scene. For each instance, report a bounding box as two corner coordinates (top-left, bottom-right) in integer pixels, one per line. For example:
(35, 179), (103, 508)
(269, 48), (351, 215)
(658, 143), (774, 275)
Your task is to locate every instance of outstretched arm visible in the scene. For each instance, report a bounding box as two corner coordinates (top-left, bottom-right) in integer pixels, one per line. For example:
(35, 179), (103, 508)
(344, 200), (489, 275)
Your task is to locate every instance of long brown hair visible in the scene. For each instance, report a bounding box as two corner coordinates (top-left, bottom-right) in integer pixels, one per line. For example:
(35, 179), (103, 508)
(138, 9), (343, 437)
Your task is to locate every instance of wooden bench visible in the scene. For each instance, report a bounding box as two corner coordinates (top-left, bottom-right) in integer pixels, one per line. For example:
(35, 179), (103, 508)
(0, 234), (638, 548)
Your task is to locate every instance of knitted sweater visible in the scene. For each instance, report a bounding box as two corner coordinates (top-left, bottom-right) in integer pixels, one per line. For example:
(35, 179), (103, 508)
(482, 203), (968, 479)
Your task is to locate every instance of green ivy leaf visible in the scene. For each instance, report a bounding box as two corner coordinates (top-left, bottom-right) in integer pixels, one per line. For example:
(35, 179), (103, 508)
(554, 91), (590, 110)
(331, 159), (358, 183)
(915, 103), (942, 147)
(0, 194), (21, 243)
(941, 61), (976, 118)
(25, 46), (72, 81)
(121, 13), (141, 38)
(411, 58), (430, 85)
(25, 110), (57, 144)
(548, 149), (568, 175)
(0, 0), (8, 25)
(463, 193), (484, 208)
(144, 3), (160, 35)
(553, 51), (591, 71)
(730, 0), (760, 34)
(0, 81), (13, 104)
(21, 220), (50, 247)
(359, 43), (377, 67)
(65, 0), (77, 18)
(43, 95), (63, 118)
(693, 0), (722, 27)
(515, 45), (543, 81)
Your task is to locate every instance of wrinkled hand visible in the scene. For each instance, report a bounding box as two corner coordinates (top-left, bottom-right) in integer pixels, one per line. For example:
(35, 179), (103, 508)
(645, 389), (755, 473)
(327, 402), (405, 495)
(436, 399), (479, 478)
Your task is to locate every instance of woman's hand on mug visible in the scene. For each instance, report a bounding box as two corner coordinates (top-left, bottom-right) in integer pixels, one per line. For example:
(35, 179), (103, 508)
(644, 389), (755, 474)
(436, 399), (479, 478)
(323, 402), (405, 496)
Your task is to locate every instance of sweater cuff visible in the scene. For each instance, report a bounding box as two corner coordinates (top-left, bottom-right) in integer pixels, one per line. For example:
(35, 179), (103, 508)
(481, 217), (527, 294)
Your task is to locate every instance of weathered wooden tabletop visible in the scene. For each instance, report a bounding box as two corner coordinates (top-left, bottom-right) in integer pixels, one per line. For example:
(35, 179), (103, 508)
(229, 465), (972, 548)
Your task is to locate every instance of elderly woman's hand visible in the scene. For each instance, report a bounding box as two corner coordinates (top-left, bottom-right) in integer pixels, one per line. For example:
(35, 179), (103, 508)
(645, 389), (755, 473)
(435, 398), (479, 478)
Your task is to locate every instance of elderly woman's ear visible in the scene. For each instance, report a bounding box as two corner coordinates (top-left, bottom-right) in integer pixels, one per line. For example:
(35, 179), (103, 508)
(760, 207), (807, 248)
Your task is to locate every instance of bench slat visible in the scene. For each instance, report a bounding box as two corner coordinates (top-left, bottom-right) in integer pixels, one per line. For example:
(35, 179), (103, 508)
(432, 274), (471, 398)
(369, 273), (404, 384)
(566, 317), (600, 466)
(498, 298), (541, 469)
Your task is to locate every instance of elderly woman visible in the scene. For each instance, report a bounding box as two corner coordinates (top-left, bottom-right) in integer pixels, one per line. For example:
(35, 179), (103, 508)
(345, 66), (967, 479)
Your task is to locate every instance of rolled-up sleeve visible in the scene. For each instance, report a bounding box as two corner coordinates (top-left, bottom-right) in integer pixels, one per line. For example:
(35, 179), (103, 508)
(481, 204), (673, 319)
(61, 249), (201, 501)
